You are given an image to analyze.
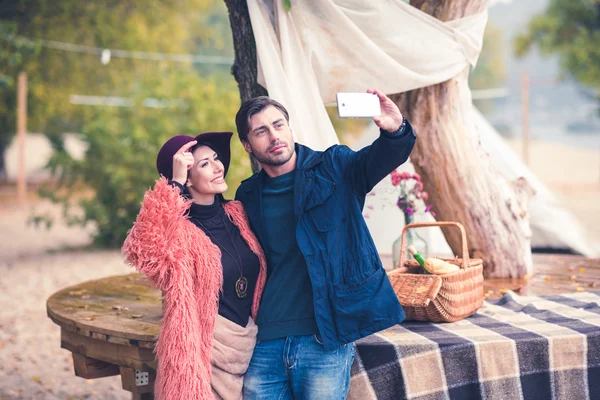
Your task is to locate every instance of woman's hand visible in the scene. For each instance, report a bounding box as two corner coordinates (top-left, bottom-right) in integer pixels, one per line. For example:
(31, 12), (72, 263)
(172, 140), (197, 185)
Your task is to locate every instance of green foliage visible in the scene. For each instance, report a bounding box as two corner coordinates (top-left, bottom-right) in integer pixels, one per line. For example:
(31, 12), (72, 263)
(39, 71), (247, 247)
(0, 0), (219, 177)
(514, 0), (600, 97)
(470, 23), (505, 90)
(0, 21), (40, 88)
(469, 22), (506, 114)
(0, 20), (40, 177)
(4, 0), (253, 247)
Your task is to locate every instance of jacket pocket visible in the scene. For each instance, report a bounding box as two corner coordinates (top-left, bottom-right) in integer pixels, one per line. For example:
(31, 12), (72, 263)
(305, 177), (342, 232)
(332, 268), (388, 337)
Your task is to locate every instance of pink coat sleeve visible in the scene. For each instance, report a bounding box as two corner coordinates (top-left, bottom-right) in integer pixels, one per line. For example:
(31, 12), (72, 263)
(121, 178), (193, 291)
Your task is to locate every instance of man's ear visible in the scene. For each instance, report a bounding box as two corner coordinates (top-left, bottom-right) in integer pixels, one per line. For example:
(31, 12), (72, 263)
(242, 140), (252, 155)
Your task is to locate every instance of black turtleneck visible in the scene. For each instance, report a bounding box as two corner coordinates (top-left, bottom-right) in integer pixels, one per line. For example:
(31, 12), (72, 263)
(170, 181), (260, 327)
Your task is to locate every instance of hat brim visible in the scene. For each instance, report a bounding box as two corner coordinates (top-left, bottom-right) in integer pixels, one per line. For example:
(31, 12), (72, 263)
(193, 131), (234, 177)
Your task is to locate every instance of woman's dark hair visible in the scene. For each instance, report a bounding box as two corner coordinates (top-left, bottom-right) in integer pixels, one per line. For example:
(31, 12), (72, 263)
(191, 142), (220, 158)
(188, 141), (228, 203)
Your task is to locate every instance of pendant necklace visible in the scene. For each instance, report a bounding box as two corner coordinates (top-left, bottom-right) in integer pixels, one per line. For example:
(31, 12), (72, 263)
(196, 213), (248, 299)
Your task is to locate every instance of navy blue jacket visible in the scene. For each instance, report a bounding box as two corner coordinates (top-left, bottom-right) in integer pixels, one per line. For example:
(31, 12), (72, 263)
(235, 122), (416, 350)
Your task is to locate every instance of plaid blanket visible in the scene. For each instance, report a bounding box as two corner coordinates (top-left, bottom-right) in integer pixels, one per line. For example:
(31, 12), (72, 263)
(349, 291), (600, 400)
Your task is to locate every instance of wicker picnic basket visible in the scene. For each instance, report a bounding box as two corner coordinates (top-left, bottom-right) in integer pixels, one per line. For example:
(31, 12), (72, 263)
(387, 221), (484, 323)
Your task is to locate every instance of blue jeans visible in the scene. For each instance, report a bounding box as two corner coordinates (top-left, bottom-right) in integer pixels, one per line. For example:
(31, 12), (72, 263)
(243, 334), (355, 399)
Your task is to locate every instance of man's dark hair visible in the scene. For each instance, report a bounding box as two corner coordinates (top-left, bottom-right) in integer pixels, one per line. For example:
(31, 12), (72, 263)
(235, 96), (290, 142)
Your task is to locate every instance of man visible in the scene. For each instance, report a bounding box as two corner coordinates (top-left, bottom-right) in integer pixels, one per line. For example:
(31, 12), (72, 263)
(235, 89), (416, 399)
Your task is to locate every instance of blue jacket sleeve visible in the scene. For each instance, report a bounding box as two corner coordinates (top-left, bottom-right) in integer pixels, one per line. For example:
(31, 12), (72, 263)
(333, 119), (416, 195)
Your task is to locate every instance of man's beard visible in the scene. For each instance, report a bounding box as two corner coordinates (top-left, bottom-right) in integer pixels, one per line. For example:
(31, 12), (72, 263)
(250, 143), (294, 167)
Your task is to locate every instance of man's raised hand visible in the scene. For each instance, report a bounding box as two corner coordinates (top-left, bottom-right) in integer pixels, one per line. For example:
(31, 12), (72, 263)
(368, 89), (403, 133)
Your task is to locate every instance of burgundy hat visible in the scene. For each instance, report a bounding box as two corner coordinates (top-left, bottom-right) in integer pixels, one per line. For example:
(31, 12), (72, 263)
(156, 132), (234, 180)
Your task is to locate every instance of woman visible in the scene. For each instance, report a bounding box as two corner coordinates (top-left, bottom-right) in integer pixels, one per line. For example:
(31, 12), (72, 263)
(122, 132), (267, 400)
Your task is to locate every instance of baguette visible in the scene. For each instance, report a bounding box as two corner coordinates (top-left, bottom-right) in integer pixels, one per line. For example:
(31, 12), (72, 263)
(423, 257), (461, 275)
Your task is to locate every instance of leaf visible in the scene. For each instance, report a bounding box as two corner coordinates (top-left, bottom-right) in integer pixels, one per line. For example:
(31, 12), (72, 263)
(283, 0), (292, 12)
(32, 376), (42, 384)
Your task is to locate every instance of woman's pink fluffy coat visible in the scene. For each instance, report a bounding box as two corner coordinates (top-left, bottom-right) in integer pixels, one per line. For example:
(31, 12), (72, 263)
(122, 179), (267, 400)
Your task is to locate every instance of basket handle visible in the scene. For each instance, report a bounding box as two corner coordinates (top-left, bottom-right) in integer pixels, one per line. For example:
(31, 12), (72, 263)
(398, 221), (470, 270)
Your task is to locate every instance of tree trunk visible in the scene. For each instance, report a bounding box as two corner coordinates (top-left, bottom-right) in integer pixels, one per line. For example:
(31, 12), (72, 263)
(224, 0), (267, 173)
(392, 0), (533, 277)
(224, 0), (533, 277)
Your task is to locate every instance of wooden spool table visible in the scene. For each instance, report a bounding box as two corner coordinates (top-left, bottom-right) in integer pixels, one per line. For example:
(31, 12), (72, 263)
(47, 254), (600, 399)
(46, 274), (161, 400)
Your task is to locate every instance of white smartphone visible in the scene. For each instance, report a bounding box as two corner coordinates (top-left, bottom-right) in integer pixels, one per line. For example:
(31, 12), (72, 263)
(336, 92), (381, 118)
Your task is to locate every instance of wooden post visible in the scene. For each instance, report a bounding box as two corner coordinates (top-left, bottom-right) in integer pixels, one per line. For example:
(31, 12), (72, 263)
(17, 72), (27, 201)
(521, 71), (530, 166)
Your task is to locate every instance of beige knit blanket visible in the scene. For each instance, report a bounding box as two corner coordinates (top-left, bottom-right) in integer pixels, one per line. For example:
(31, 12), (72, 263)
(211, 315), (257, 400)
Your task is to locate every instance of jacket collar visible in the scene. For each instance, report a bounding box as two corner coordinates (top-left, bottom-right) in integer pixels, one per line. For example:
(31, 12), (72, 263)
(239, 143), (323, 192)
(239, 143), (325, 220)
(295, 143), (322, 170)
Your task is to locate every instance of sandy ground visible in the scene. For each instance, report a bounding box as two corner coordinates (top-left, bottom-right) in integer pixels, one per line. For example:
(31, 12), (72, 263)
(0, 136), (599, 399)
(0, 198), (130, 400)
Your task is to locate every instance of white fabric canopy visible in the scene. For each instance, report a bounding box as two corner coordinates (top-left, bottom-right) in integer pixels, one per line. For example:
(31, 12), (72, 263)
(248, 0), (487, 150)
